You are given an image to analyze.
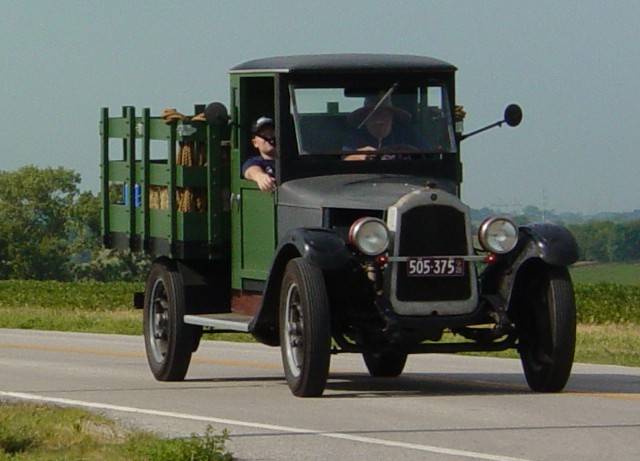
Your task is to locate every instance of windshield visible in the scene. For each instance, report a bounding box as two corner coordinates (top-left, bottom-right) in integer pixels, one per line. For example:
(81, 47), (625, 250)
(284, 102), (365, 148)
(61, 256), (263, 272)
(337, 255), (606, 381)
(290, 83), (456, 157)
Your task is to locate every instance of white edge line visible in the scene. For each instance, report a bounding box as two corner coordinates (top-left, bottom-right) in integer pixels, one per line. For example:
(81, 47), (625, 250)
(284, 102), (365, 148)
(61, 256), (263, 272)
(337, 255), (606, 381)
(0, 391), (531, 461)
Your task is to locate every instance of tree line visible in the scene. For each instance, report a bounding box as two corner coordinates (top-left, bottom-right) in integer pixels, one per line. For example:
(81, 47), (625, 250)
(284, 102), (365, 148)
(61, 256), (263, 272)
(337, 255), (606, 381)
(567, 221), (640, 262)
(504, 207), (640, 262)
(0, 166), (148, 281)
(0, 166), (638, 280)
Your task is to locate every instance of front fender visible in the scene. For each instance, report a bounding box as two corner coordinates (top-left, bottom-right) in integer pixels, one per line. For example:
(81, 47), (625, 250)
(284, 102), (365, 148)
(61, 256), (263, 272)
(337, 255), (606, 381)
(249, 228), (352, 346)
(283, 228), (352, 270)
(520, 223), (578, 266)
(482, 222), (578, 309)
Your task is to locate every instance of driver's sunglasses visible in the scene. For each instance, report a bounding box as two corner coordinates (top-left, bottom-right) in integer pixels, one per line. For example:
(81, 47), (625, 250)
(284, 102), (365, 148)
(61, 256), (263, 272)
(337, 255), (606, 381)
(256, 135), (276, 146)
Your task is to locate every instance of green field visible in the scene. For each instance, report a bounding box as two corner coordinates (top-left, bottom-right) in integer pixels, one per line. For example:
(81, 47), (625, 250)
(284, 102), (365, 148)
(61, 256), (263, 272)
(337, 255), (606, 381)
(1, 279), (639, 366)
(571, 261), (640, 285)
(0, 281), (249, 341)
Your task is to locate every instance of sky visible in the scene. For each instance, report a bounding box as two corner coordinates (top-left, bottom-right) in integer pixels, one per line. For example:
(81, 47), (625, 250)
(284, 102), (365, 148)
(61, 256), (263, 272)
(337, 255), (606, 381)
(1, 0), (638, 213)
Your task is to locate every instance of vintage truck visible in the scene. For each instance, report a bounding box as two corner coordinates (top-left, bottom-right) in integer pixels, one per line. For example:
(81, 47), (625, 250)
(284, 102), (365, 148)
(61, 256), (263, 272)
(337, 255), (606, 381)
(100, 54), (579, 397)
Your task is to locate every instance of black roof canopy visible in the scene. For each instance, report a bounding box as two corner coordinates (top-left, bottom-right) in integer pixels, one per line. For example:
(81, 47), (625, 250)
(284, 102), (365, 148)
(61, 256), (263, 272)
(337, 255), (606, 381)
(230, 53), (456, 74)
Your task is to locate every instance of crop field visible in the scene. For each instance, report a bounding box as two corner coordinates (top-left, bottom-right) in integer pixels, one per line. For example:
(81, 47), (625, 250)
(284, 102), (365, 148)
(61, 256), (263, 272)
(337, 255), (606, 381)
(0, 281), (143, 335)
(0, 281), (248, 341)
(2, 279), (639, 326)
(1, 279), (639, 366)
(574, 282), (640, 323)
(570, 261), (640, 286)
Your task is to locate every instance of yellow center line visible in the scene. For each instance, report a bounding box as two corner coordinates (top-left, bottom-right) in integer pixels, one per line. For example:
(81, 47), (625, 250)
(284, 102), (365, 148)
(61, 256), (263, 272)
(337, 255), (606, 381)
(1, 342), (142, 358)
(2, 342), (639, 400)
(568, 391), (640, 401)
(0, 342), (282, 370)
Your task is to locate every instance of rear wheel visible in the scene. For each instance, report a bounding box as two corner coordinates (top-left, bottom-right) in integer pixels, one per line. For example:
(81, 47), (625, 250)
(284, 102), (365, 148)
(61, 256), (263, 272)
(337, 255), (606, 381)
(517, 266), (576, 392)
(279, 258), (331, 397)
(143, 260), (200, 381)
(363, 351), (407, 377)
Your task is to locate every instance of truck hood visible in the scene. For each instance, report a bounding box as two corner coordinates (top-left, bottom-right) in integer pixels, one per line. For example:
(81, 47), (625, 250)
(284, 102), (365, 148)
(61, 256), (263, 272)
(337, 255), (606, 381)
(278, 174), (455, 210)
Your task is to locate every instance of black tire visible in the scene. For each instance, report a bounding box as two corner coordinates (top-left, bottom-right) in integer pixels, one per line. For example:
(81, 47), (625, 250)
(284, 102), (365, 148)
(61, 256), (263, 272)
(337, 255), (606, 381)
(363, 351), (408, 377)
(143, 260), (200, 381)
(279, 258), (331, 397)
(517, 266), (576, 392)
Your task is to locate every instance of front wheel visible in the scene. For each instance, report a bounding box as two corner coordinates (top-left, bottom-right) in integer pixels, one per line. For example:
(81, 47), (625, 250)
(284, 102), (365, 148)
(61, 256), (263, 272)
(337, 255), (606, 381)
(143, 260), (200, 381)
(279, 258), (331, 397)
(517, 266), (576, 392)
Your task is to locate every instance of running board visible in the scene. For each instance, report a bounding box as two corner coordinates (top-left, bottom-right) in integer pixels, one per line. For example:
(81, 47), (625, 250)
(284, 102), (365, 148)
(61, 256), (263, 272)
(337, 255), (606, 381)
(183, 313), (253, 332)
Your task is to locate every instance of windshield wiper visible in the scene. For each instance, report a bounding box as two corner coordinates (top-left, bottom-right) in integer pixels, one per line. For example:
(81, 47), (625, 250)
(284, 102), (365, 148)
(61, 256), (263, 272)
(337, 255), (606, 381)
(357, 82), (399, 129)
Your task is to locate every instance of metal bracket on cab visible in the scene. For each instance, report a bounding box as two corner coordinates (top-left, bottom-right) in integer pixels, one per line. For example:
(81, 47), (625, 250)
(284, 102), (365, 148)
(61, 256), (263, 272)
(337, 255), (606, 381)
(229, 193), (241, 209)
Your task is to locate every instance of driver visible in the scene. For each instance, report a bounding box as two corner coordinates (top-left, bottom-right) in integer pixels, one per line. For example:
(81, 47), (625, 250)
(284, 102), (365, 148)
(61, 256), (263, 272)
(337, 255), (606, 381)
(342, 95), (415, 161)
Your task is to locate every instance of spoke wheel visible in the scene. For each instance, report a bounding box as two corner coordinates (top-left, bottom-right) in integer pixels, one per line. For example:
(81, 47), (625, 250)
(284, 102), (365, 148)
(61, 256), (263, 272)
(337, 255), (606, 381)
(283, 282), (305, 378)
(363, 351), (408, 377)
(517, 266), (576, 392)
(279, 258), (331, 397)
(143, 260), (200, 381)
(148, 280), (170, 364)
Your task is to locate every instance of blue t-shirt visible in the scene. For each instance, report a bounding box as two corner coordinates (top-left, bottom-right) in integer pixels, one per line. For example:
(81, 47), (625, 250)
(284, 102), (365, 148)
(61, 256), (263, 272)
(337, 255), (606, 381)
(241, 156), (275, 178)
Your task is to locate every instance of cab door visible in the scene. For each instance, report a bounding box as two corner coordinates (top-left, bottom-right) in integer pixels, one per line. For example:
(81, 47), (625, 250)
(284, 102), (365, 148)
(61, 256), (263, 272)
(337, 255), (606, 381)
(230, 75), (277, 291)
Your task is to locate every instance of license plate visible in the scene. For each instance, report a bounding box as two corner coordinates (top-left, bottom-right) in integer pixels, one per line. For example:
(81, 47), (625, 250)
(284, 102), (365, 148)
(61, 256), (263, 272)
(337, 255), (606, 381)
(406, 257), (465, 277)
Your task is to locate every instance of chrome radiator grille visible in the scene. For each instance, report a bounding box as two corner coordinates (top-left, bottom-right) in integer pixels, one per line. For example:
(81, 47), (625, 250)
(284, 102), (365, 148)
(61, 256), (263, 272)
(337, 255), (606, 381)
(394, 204), (472, 302)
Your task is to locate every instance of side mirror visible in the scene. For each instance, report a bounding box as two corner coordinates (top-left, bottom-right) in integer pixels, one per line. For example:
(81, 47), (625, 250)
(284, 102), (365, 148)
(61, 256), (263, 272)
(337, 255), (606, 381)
(460, 103), (524, 141)
(504, 104), (523, 127)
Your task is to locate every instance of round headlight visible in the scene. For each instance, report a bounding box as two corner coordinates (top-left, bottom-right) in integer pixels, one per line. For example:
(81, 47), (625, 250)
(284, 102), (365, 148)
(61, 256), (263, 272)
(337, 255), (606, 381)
(478, 217), (518, 254)
(349, 217), (390, 256)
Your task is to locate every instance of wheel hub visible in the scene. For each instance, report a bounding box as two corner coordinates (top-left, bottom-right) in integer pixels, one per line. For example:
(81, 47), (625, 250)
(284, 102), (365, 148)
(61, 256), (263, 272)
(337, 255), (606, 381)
(148, 279), (170, 362)
(284, 283), (304, 377)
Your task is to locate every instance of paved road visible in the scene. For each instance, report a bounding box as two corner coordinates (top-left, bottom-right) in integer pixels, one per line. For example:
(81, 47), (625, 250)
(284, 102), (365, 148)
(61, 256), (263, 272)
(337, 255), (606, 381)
(1, 328), (639, 461)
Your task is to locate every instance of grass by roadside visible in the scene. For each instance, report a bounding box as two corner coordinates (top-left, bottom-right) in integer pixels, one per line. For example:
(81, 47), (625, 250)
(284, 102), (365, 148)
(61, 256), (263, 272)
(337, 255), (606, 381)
(0, 306), (141, 335)
(463, 324), (640, 367)
(0, 306), (252, 343)
(0, 402), (232, 461)
(574, 323), (640, 367)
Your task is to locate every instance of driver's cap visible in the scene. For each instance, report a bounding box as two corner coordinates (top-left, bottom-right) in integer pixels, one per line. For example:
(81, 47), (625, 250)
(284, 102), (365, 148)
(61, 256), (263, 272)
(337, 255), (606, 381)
(252, 116), (274, 134)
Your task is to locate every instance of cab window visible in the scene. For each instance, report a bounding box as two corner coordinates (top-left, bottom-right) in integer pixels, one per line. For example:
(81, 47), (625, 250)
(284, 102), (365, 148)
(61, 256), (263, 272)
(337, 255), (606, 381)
(239, 77), (275, 173)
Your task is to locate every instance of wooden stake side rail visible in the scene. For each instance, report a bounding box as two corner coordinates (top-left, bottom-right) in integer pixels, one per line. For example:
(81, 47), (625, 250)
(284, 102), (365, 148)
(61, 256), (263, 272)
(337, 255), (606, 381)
(100, 106), (230, 260)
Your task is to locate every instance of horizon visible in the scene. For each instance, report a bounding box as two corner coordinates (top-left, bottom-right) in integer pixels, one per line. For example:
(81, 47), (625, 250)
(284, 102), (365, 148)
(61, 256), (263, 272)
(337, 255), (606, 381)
(3, 162), (638, 216)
